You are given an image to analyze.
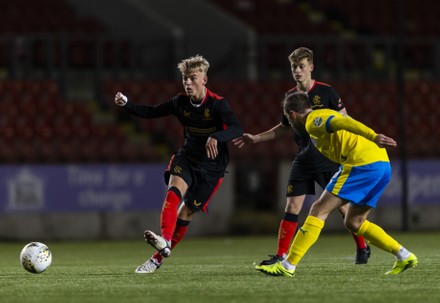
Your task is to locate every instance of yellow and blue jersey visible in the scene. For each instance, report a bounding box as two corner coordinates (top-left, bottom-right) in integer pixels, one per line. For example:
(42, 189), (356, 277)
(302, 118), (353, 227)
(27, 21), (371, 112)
(304, 109), (391, 207)
(305, 109), (389, 166)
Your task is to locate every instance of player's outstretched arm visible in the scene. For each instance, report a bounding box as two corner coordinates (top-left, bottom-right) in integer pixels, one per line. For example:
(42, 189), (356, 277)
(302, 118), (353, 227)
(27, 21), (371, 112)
(114, 91), (174, 119)
(233, 123), (290, 148)
(329, 114), (397, 149)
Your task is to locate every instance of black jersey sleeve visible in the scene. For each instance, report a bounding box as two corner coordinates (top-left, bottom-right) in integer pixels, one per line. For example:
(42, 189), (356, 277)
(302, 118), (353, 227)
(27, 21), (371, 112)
(328, 87), (345, 111)
(209, 99), (243, 143)
(123, 99), (176, 119)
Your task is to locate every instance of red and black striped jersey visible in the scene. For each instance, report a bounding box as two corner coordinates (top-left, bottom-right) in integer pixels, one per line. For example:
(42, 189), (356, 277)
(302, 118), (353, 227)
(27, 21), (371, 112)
(123, 88), (243, 166)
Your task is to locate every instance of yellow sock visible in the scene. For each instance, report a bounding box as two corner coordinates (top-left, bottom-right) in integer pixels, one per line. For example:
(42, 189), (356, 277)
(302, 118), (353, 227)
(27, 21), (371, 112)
(286, 216), (324, 265)
(356, 220), (401, 254)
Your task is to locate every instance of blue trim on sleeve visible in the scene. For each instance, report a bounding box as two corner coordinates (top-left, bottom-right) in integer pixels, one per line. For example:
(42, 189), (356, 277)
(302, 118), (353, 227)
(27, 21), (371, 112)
(326, 115), (335, 133)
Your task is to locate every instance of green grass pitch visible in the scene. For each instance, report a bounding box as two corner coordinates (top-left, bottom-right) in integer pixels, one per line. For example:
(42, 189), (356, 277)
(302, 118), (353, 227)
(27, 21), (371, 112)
(1, 232), (439, 303)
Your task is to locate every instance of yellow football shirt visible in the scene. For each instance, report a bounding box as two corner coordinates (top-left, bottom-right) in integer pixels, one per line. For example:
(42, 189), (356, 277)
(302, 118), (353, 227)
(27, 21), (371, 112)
(305, 109), (389, 166)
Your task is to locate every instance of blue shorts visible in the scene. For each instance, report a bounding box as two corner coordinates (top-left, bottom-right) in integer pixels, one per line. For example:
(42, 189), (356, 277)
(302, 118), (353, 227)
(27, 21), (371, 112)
(325, 162), (391, 208)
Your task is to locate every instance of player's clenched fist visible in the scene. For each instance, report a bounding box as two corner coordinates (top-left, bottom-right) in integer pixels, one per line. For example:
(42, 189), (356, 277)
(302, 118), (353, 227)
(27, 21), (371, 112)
(114, 92), (128, 106)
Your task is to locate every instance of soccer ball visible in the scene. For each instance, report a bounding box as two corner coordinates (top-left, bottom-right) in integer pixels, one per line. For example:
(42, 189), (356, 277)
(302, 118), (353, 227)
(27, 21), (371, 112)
(20, 242), (52, 274)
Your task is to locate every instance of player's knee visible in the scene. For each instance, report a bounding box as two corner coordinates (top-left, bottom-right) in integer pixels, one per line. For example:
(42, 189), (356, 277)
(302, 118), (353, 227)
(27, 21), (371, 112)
(178, 203), (196, 220)
(344, 218), (362, 232)
(285, 196), (304, 214)
(337, 204), (348, 216)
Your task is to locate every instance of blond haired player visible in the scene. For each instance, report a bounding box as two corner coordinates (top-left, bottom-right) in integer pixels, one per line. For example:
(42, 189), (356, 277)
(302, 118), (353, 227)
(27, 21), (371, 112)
(115, 55), (243, 273)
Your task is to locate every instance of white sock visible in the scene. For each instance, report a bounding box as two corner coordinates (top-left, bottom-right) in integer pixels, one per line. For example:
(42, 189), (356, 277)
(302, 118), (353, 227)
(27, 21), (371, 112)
(281, 259), (296, 271)
(395, 246), (411, 260)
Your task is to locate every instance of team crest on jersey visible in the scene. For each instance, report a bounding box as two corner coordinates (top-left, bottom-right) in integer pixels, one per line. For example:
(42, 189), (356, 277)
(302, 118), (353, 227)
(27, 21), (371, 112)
(203, 108), (213, 120)
(312, 95), (323, 108)
(183, 110), (191, 118)
(173, 166), (183, 174)
(313, 117), (323, 127)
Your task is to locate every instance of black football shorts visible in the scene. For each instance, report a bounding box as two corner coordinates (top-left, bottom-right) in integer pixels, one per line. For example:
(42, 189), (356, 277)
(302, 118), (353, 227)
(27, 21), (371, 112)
(164, 154), (224, 212)
(286, 163), (339, 197)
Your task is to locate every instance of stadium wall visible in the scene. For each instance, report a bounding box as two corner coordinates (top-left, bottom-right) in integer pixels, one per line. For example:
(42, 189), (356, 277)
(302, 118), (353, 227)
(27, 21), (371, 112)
(0, 164), (234, 240)
(1, 161), (439, 241)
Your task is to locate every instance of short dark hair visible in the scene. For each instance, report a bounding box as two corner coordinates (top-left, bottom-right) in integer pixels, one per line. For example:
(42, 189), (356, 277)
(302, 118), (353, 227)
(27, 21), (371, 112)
(283, 92), (310, 113)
